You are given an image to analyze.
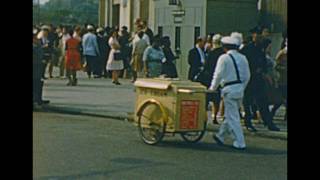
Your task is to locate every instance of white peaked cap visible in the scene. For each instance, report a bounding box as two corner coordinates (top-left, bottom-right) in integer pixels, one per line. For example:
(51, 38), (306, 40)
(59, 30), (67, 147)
(221, 36), (240, 46)
(41, 25), (50, 30)
(230, 32), (243, 46)
(33, 28), (38, 35)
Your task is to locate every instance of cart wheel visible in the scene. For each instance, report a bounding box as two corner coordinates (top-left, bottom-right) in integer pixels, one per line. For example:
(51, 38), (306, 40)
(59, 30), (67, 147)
(180, 123), (206, 143)
(138, 103), (166, 145)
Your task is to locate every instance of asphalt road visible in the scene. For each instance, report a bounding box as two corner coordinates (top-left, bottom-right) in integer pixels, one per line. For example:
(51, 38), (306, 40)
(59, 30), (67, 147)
(33, 112), (287, 180)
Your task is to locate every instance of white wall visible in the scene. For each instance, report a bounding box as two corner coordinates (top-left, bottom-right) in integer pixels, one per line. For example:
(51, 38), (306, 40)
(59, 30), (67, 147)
(119, 1), (130, 29)
(153, 0), (207, 79)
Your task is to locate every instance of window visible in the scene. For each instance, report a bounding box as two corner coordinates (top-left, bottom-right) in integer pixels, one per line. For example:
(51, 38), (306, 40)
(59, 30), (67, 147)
(175, 27), (181, 51)
(158, 26), (163, 37)
(194, 27), (200, 45)
(169, 0), (178, 5)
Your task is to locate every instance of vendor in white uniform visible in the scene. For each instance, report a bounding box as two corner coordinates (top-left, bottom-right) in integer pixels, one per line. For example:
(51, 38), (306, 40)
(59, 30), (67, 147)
(209, 36), (251, 150)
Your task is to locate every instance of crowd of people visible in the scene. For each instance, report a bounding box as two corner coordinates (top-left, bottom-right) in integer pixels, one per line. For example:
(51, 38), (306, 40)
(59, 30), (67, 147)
(187, 26), (287, 149)
(32, 19), (178, 86)
(33, 20), (287, 148)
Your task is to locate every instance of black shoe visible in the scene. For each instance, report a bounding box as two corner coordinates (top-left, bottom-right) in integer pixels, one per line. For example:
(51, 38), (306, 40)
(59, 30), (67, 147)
(67, 81), (72, 86)
(72, 79), (78, 86)
(231, 146), (246, 150)
(115, 82), (121, 85)
(213, 119), (219, 125)
(245, 123), (257, 132)
(268, 125), (280, 131)
(213, 135), (224, 146)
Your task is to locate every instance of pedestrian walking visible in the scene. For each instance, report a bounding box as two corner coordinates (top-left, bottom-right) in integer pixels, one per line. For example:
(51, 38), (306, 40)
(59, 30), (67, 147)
(39, 26), (52, 79)
(59, 26), (71, 78)
(143, 37), (165, 78)
(96, 27), (109, 78)
(240, 27), (280, 131)
(209, 36), (251, 150)
(118, 26), (132, 78)
(188, 36), (206, 81)
(106, 28), (124, 85)
(47, 25), (59, 78)
(271, 38), (287, 121)
(205, 34), (225, 124)
(82, 25), (100, 78)
(131, 31), (148, 82)
(160, 36), (178, 78)
(65, 29), (82, 86)
(33, 29), (49, 105)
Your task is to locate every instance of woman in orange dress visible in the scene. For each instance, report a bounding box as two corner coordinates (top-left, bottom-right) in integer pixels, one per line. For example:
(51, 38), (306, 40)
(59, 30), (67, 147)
(65, 29), (81, 86)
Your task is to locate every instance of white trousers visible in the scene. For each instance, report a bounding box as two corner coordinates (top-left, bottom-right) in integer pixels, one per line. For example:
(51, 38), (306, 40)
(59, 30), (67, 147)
(216, 95), (246, 148)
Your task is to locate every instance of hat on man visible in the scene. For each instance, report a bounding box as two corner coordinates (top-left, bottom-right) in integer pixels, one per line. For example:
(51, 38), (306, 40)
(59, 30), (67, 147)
(96, 27), (104, 33)
(212, 34), (222, 44)
(230, 32), (243, 45)
(33, 28), (38, 35)
(87, 25), (94, 30)
(41, 25), (50, 31)
(221, 36), (240, 46)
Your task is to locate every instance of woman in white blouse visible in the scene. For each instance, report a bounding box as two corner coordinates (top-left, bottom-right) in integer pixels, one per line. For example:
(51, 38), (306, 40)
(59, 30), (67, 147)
(106, 29), (124, 85)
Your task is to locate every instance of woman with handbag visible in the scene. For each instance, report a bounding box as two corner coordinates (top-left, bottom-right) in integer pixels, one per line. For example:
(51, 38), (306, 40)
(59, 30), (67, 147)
(106, 29), (124, 85)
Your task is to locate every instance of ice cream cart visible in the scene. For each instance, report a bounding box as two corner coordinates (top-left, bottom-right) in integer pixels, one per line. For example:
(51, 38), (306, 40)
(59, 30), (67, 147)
(134, 78), (209, 145)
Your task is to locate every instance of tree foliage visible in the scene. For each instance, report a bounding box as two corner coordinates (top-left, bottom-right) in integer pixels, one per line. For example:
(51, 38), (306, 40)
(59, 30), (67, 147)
(33, 0), (99, 25)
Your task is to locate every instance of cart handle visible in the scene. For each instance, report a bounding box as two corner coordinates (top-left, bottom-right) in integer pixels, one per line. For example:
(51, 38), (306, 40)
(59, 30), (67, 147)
(177, 89), (215, 94)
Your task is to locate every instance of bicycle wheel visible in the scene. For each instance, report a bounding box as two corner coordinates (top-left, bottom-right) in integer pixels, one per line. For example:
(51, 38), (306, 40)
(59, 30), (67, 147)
(138, 103), (166, 145)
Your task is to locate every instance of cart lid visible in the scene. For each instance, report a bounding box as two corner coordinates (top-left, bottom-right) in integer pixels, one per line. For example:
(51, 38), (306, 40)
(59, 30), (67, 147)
(134, 79), (172, 90)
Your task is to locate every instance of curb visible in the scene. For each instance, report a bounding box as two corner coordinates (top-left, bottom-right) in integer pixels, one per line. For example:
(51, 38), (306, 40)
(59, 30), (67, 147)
(34, 105), (287, 141)
(35, 105), (127, 121)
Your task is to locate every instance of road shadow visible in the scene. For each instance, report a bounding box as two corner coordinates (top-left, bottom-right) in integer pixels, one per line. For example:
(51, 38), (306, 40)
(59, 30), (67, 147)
(154, 140), (287, 155)
(35, 157), (174, 180)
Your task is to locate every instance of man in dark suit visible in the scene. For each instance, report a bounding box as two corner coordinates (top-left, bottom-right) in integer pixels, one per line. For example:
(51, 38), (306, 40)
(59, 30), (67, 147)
(33, 29), (50, 106)
(188, 36), (206, 81)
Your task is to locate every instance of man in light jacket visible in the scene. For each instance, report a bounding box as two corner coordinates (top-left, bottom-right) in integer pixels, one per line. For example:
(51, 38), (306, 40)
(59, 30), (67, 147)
(209, 36), (251, 150)
(82, 25), (100, 78)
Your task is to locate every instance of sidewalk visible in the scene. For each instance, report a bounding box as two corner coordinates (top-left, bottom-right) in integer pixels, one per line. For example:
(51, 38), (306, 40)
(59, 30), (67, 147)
(38, 71), (287, 140)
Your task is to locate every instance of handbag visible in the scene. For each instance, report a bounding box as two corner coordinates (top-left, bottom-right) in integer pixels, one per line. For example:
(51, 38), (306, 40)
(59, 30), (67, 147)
(114, 52), (123, 61)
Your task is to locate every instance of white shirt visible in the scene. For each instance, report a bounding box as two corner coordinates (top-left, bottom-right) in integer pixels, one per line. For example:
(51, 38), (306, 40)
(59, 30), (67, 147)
(62, 34), (71, 50)
(133, 33), (150, 46)
(196, 45), (205, 64)
(209, 50), (250, 99)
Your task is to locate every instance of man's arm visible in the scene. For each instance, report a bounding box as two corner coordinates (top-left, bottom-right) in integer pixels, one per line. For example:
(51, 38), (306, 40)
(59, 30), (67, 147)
(209, 55), (225, 91)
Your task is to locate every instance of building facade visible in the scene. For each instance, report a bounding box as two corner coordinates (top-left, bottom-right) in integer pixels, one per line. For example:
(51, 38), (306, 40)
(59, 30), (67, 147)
(99, 0), (265, 79)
